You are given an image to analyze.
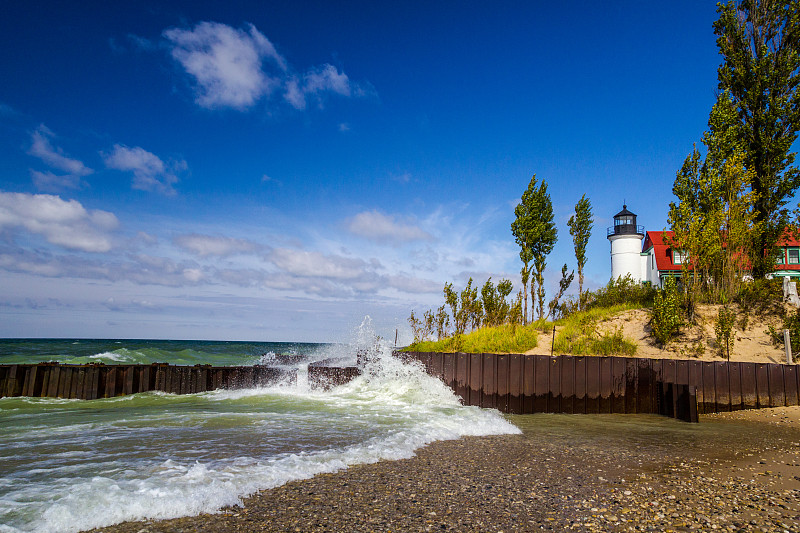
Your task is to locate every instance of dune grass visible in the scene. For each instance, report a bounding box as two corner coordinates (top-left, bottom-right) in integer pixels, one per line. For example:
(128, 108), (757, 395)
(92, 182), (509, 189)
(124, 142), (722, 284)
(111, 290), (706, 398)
(405, 323), (539, 354)
(552, 304), (638, 356)
(404, 304), (639, 356)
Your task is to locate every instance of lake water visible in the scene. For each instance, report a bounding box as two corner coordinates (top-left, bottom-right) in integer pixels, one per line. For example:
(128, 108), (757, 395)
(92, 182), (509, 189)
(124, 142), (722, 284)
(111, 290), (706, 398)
(0, 326), (519, 533)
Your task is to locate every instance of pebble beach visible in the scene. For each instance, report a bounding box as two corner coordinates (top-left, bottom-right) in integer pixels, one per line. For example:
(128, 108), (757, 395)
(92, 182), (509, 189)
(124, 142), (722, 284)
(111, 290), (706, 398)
(87, 406), (800, 533)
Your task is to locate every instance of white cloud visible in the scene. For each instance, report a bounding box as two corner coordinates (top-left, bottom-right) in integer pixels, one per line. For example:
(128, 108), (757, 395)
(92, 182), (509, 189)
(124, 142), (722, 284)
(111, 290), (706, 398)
(0, 248), (209, 287)
(268, 248), (369, 280)
(174, 234), (261, 257)
(163, 21), (286, 110)
(385, 274), (441, 294)
(103, 144), (184, 196)
(29, 170), (83, 191)
(163, 21), (368, 112)
(0, 192), (118, 252)
(346, 210), (434, 244)
(285, 64), (355, 110)
(27, 125), (93, 192)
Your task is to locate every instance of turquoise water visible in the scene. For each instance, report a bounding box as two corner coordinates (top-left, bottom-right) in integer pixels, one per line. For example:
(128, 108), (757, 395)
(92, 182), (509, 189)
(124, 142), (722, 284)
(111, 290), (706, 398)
(0, 338), (323, 366)
(0, 330), (519, 533)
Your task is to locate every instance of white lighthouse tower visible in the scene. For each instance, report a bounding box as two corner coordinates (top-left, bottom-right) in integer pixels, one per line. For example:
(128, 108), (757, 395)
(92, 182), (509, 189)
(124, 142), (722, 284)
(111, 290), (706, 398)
(607, 205), (644, 282)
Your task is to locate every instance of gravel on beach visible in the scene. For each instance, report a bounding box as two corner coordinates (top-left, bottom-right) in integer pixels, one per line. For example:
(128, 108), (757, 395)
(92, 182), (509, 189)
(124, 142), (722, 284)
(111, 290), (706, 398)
(89, 408), (800, 533)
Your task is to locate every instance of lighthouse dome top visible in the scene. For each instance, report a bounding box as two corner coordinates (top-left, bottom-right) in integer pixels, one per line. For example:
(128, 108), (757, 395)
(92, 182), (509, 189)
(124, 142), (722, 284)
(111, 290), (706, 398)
(614, 204), (636, 219)
(607, 204), (644, 237)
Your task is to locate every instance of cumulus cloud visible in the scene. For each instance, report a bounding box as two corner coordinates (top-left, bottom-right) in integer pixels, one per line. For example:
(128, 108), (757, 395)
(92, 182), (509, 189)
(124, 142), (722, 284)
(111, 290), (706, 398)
(163, 21), (367, 112)
(163, 21), (286, 110)
(345, 210), (434, 244)
(103, 144), (184, 196)
(0, 192), (118, 252)
(174, 233), (261, 257)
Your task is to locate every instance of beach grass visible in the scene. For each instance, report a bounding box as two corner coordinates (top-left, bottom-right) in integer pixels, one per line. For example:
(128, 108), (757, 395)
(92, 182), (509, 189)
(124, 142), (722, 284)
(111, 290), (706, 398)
(405, 304), (639, 356)
(406, 323), (538, 353)
(553, 304), (638, 356)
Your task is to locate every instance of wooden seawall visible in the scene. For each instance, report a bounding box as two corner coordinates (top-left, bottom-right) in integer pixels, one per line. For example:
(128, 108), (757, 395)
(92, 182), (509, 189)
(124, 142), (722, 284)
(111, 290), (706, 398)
(0, 361), (360, 399)
(403, 352), (800, 421)
(3, 354), (798, 423)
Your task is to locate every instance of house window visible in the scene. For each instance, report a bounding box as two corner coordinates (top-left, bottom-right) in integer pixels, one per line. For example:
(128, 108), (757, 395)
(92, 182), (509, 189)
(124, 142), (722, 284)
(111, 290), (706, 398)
(776, 249), (787, 265)
(789, 248), (800, 264)
(673, 250), (686, 265)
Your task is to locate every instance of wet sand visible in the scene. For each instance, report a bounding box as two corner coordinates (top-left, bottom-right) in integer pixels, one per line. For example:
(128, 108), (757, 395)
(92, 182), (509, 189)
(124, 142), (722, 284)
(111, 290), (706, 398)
(89, 407), (800, 532)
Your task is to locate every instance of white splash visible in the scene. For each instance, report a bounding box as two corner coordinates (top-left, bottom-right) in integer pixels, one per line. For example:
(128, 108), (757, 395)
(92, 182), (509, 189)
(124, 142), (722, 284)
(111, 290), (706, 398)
(0, 318), (519, 533)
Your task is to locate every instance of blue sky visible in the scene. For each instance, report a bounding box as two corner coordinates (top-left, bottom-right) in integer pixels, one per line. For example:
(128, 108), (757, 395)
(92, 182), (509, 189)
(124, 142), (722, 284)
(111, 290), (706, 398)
(0, 1), (724, 342)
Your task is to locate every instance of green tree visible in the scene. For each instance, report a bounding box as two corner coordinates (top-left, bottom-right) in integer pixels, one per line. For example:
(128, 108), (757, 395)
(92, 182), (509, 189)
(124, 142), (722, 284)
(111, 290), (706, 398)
(512, 195), (534, 324)
(512, 175), (557, 322)
(547, 264), (574, 320)
(408, 310), (423, 343)
(519, 260), (531, 325)
(480, 277), (514, 327)
(444, 278), (482, 335)
(669, 93), (756, 312)
(567, 195), (593, 310)
(530, 179), (557, 321)
(714, 0), (800, 278)
(434, 304), (450, 340)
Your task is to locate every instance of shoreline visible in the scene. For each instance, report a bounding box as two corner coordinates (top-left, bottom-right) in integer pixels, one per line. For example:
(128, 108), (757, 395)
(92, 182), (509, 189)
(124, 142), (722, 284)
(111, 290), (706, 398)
(89, 407), (800, 532)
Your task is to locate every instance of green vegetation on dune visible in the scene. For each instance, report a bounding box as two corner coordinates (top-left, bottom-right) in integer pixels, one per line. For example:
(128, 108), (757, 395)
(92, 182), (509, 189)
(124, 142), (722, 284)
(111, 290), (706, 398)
(405, 276), (650, 356)
(406, 323), (539, 354)
(406, 304), (642, 356)
(552, 305), (638, 356)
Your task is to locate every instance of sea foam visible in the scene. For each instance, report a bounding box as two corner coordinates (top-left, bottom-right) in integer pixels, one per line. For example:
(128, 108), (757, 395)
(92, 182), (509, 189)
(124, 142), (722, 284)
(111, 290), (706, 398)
(0, 319), (518, 533)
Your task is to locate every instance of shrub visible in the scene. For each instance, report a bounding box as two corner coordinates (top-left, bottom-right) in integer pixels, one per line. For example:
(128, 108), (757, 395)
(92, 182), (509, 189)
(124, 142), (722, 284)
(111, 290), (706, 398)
(561, 275), (656, 318)
(735, 278), (783, 315)
(553, 306), (638, 356)
(715, 306), (736, 360)
(768, 308), (800, 348)
(651, 276), (682, 346)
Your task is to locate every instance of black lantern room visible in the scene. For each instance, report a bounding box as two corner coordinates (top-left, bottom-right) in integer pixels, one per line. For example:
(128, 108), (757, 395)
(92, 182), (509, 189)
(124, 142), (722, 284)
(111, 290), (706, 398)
(608, 205), (644, 237)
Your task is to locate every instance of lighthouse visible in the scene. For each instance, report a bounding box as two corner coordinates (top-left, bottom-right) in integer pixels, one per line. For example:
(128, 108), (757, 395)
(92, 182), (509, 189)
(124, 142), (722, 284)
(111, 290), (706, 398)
(607, 205), (644, 282)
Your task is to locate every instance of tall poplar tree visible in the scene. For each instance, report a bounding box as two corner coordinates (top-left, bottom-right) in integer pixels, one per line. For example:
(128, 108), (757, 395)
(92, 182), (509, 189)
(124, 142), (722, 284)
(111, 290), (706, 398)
(511, 175), (557, 322)
(669, 93), (755, 309)
(714, 0), (800, 277)
(512, 181), (534, 324)
(568, 195), (593, 310)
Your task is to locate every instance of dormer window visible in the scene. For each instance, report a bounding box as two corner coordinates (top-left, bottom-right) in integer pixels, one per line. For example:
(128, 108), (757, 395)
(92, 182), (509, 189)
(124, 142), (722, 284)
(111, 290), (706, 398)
(789, 248), (799, 264)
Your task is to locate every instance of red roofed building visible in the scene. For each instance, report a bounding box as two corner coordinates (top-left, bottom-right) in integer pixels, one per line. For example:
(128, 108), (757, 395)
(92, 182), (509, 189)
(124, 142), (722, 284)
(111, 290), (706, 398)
(608, 204), (800, 287)
(641, 230), (684, 287)
(771, 233), (800, 277)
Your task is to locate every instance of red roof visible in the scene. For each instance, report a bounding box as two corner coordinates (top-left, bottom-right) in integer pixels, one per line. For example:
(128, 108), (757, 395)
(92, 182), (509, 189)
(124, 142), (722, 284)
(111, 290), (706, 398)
(642, 231), (683, 271)
(775, 231), (800, 270)
(643, 230), (800, 272)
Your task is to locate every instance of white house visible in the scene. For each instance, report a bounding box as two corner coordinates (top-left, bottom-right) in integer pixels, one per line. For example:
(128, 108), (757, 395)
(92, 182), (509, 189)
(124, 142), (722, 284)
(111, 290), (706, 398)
(606, 205), (684, 287)
(607, 204), (800, 287)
